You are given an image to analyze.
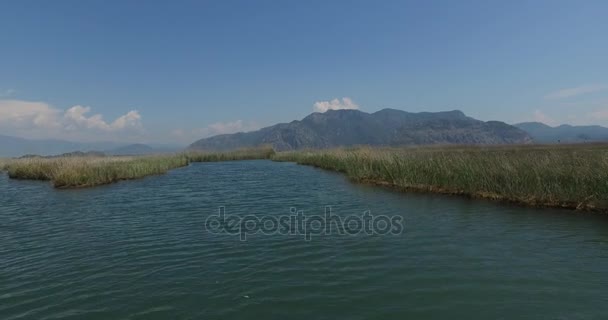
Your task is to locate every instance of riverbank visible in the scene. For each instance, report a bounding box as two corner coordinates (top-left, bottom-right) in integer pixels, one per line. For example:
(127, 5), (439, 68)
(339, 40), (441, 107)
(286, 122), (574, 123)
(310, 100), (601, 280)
(2, 147), (275, 188)
(271, 144), (608, 212)
(4, 144), (607, 212)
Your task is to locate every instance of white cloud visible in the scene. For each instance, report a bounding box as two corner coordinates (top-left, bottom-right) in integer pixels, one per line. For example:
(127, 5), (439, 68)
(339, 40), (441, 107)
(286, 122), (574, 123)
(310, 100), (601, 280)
(545, 84), (608, 100)
(63, 105), (142, 131)
(313, 97), (359, 113)
(0, 100), (62, 129)
(0, 99), (142, 139)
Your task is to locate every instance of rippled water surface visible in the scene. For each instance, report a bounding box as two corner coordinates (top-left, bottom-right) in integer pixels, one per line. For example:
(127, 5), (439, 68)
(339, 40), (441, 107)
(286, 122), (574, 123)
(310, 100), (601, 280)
(2, 160), (608, 319)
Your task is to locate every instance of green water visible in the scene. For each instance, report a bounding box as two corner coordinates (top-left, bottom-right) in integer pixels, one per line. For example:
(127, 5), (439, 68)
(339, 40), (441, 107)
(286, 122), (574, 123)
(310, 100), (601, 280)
(1, 160), (608, 319)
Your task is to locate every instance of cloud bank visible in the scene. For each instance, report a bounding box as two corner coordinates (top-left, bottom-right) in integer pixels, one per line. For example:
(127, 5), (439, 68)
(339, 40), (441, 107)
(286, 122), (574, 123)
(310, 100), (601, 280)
(313, 97), (359, 113)
(63, 106), (141, 131)
(0, 99), (142, 140)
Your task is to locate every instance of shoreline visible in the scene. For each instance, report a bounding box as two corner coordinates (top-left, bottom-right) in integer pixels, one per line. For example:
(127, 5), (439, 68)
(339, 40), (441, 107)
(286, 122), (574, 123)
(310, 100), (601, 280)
(1, 147), (275, 188)
(358, 178), (605, 213)
(271, 145), (608, 213)
(4, 144), (608, 213)
(283, 160), (606, 213)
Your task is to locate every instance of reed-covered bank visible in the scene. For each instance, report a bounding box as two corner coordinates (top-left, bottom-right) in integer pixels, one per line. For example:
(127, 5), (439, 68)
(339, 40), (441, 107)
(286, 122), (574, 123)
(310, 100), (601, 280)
(5, 144), (608, 212)
(272, 144), (608, 212)
(185, 147), (276, 162)
(0, 158), (12, 171)
(3, 147), (275, 188)
(5, 155), (189, 188)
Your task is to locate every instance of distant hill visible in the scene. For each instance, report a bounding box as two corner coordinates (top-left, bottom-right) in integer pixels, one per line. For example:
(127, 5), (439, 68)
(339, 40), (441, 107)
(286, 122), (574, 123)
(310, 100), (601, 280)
(19, 151), (106, 159)
(0, 135), (123, 158)
(0, 135), (182, 158)
(107, 144), (156, 155)
(514, 122), (608, 143)
(106, 143), (181, 155)
(189, 109), (532, 151)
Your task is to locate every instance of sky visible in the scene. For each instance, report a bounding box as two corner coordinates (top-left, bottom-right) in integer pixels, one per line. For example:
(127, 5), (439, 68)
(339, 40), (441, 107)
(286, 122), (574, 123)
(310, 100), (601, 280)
(1, 0), (607, 145)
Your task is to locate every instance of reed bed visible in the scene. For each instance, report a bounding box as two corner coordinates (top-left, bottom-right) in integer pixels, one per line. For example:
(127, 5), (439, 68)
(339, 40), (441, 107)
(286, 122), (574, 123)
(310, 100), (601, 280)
(6, 155), (189, 188)
(0, 158), (13, 171)
(3, 147), (275, 188)
(186, 146), (275, 162)
(272, 144), (608, 212)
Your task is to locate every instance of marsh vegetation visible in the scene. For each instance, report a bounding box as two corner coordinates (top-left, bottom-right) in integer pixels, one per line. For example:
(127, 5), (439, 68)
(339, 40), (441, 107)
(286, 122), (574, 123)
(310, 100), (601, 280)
(2, 147), (275, 188)
(271, 144), (608, 211)
(4, 144), (607, 212)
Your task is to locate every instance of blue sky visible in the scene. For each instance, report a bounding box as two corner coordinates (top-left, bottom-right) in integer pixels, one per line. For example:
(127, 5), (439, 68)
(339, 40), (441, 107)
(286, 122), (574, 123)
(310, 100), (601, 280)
(1, 0), (607, 144)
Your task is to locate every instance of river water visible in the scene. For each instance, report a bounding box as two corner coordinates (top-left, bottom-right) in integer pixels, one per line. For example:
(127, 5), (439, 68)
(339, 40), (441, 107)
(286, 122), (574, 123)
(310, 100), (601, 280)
(1, 160), (607, 319)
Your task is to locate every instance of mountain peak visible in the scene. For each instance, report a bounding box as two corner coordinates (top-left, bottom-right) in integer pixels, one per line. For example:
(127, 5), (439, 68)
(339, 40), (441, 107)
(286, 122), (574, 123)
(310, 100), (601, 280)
(190, 109), (531, 151)
(514, 122), (553, 129)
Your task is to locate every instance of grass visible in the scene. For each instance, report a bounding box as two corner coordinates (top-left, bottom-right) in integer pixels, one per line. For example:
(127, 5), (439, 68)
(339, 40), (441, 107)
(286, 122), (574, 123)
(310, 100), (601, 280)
(271, 144), (608, 212)
(185, 146), (276, 162)
(5, 144), (608, 212)
(0, 158), (12, 171)
(3, 147), (275, 188)
(5, 155), (189, 188)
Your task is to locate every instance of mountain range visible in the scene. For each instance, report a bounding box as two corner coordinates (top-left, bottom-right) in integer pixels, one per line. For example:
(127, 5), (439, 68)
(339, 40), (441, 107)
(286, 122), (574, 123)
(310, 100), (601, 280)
(105, 143), (179, 156)
(514, 122), (608, 143)
(189, 109), (533, 151)
(4, 109), (608, 157)
(0, 135), (180, 157)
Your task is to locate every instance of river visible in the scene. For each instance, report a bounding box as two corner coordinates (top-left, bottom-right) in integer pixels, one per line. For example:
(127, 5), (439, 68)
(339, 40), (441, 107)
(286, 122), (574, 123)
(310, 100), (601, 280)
(1, 160), (607, 319)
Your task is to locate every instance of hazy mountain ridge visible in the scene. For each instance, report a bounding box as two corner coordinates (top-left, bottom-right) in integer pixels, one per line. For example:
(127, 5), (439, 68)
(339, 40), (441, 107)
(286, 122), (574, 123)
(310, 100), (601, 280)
(514, 122), (608, 143)
(189, 109), (532, 151)
(0, 135), (181, 157)
(0, 135), (124, 157)
(106, 144), (180, 156)
(18, 151), (107, 159)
